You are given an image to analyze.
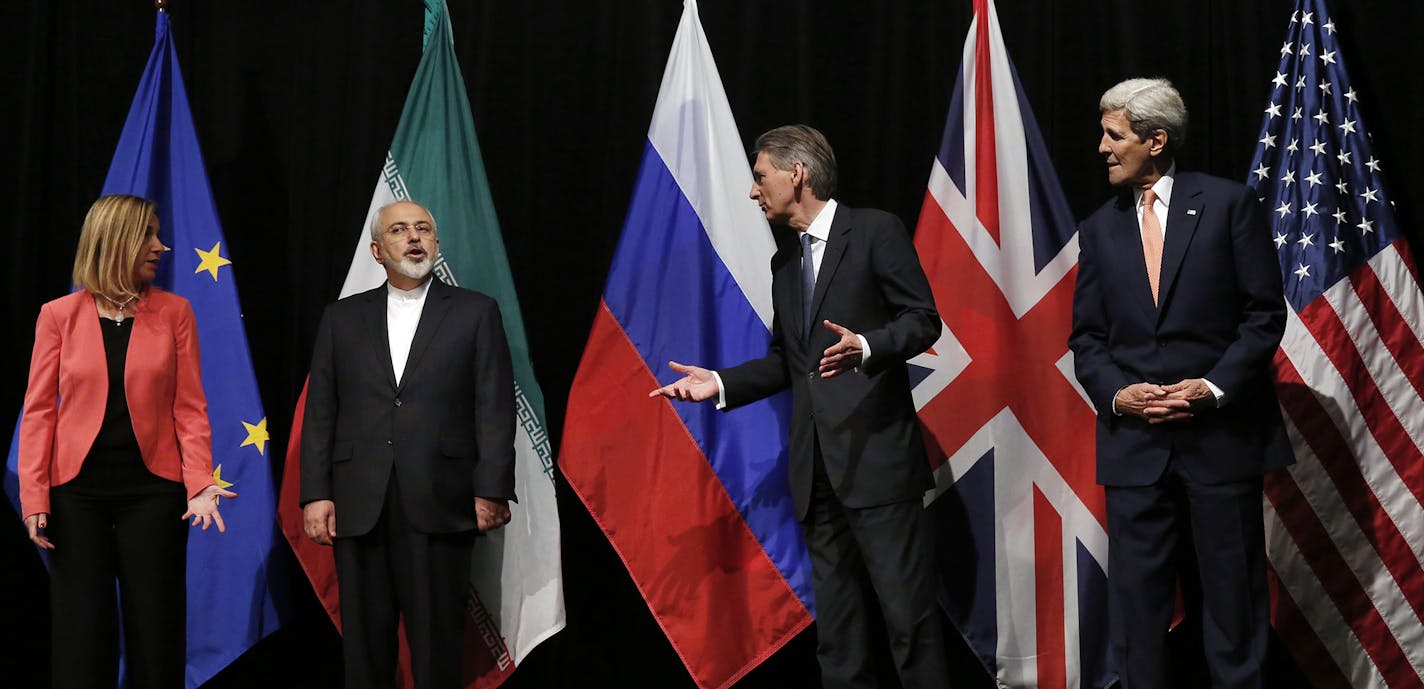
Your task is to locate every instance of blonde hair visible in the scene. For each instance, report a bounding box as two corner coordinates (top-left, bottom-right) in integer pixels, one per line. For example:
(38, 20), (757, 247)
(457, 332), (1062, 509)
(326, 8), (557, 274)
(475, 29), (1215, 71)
(71, 194), (159, 302)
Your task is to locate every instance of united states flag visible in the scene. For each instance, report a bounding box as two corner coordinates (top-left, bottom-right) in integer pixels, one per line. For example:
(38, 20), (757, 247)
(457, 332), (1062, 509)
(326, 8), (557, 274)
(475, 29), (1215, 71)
(911, 0), (1113, 686)
(1246, 1), (1424, 687)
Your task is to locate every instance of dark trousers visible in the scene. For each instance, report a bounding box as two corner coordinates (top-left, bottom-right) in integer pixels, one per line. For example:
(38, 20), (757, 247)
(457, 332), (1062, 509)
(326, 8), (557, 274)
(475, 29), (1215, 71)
(1106, 462), (1269, 689)
(333, 475), (475, 689)
(803, 450), (951, 689)
(47, 481), (188, 689)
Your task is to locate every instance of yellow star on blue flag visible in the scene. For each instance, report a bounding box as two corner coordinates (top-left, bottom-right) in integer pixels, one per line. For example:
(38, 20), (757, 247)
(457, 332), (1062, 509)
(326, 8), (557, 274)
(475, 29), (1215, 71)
(240, 417), (269, 455)
(212, 464), (235, 490)
(211, 464), (235, 506)
(195, 241), (232, 281)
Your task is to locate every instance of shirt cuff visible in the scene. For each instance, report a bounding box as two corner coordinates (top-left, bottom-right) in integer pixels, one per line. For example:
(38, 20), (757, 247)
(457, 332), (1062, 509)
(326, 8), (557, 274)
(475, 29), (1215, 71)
(712, 370), (727, 410)
(1203, 378), (1226, 407)
(857, 334), (871, 369)
(1112, 385), (1128, 416)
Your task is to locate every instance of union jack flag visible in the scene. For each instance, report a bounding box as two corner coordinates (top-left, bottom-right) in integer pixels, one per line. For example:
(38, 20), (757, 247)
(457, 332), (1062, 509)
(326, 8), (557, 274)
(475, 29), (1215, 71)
(911, 0), (1113, 686)
(1246, 1), (1424, 686)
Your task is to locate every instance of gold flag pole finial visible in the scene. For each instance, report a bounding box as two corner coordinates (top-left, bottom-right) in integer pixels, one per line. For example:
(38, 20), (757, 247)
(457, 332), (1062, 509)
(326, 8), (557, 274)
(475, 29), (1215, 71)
(155, 0), (169, 12)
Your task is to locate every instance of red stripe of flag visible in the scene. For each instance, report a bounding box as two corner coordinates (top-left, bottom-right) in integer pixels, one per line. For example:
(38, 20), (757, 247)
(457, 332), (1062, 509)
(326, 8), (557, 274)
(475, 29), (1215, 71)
(1033, 487), (1066, 689)
(971, 0), (1000, 244)
(560, 303), (812, 689)
(1354, 256), (1424, 405)
(1295, 293), (1424, 505)
(277, 383), (342, 629)
(1394, 238), (1422, 276)
(1264, 458), (1417, 687)
(1272, 352), (1424, 627)
(1266, 563), (1356, 689)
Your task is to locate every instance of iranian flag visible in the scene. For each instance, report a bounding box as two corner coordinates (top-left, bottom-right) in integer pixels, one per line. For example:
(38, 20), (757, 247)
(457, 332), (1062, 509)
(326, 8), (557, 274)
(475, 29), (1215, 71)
(276, 2), (564, 686)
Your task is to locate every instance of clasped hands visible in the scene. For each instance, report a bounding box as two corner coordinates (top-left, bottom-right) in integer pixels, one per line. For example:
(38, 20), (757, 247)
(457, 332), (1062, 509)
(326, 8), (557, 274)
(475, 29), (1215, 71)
(648, 320), (863, 402)
(1114, 379), (1217, 424)
(301, 496), (511, 546)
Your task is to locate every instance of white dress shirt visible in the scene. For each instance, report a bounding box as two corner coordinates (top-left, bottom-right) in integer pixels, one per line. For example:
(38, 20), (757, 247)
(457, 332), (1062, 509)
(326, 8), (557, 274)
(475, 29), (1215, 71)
(387, 278), (432, 385)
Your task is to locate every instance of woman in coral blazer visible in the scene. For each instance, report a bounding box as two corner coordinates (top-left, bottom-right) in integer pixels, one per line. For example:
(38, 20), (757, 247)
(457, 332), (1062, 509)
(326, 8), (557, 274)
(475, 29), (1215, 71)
(18, 194), (236, 689)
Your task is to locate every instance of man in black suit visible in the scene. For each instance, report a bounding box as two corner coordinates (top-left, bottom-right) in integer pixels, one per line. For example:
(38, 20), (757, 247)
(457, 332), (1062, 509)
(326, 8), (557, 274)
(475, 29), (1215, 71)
(651, 125), (951, 688)
(300, 200), (516, 689)
(1068, 78), (1292, 689)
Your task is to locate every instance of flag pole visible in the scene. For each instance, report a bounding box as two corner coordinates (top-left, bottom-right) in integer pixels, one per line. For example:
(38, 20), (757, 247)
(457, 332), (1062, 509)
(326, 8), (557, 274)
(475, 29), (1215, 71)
(155, 0), (169, 13)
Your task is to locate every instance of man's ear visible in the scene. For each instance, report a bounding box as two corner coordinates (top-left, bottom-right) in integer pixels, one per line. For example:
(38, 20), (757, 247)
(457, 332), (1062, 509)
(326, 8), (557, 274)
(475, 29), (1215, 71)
(1148, 129), (1169, 157)
(370, 241), (384, 264)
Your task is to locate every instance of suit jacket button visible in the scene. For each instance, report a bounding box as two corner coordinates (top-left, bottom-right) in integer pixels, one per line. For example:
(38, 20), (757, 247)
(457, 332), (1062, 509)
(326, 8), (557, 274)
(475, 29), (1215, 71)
(386, 439), (393, 446)
(394, 398), (402, 406)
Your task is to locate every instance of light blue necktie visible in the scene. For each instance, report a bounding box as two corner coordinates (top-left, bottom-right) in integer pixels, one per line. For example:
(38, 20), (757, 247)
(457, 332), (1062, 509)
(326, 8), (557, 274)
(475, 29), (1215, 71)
(801, 232), (816, 339)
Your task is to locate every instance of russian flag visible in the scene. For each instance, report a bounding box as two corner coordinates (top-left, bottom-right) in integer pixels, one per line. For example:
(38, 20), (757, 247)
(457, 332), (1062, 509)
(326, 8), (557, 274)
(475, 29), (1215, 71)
(559, 1), (813, 687)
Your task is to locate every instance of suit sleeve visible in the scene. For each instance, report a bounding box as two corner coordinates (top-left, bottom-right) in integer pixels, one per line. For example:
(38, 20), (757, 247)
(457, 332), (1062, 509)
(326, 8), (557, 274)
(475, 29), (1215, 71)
(17, 303), (61, 518)
(300, 305), (338, 505)
(1203, 186), (1286, 398)
(718, 256), (792, 409)
(1069, 220), (1135, 416)
(858, 215), (940, 376)
(172, 300), (217, 499)
(719, 329), (791, 410)
(471, 302), (517, 501)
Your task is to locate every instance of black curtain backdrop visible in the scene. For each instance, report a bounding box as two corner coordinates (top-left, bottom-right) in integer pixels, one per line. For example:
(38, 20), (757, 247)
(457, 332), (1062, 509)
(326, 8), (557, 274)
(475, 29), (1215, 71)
(3, 1), (1421, 687)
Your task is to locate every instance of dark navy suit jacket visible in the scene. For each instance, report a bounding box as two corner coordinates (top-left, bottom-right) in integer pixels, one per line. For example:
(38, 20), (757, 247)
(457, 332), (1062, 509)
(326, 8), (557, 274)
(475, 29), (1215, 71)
(1068, 171), (1294, 486)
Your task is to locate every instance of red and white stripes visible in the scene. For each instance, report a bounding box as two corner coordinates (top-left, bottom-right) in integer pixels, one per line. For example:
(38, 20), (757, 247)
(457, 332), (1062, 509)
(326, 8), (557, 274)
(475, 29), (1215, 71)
(1268, 240), (1424, 687)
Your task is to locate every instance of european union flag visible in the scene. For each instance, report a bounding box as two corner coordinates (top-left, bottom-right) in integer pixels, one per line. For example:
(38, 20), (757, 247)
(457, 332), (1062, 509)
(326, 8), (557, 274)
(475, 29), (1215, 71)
(4, 11), (286, 688)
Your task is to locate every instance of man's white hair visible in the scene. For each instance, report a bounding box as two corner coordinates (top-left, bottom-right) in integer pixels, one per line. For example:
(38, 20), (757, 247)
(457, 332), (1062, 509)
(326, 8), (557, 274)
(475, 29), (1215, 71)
(1099, 77), (1188, 151)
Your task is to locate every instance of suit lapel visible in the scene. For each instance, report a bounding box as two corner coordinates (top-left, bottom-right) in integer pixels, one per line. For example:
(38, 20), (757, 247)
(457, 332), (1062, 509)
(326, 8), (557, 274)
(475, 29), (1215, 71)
(397, 278), (452, 394)
(808, 206), (850, 335)
(365, 286), (398, 391)
(774, 254), (806, 344)
(1156, 175), (1203, 321)
(75, 292), (107, 385)
(1114, 194), (1159, 324)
